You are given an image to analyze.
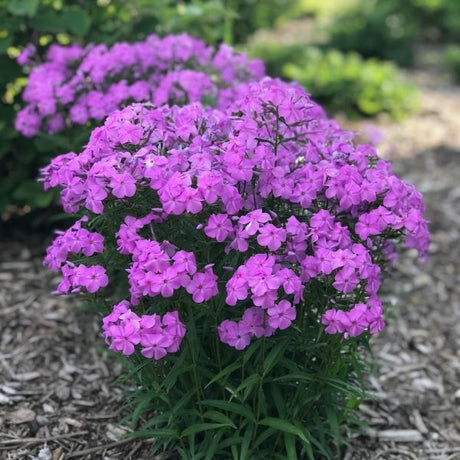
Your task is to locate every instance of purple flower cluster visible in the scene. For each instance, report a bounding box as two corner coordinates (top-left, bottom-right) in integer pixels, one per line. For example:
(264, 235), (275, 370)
(102, 300), (186, 359)
(15, 34), (264, 137)
(41, 72), (429, 360)
(116, 214), (218, 305)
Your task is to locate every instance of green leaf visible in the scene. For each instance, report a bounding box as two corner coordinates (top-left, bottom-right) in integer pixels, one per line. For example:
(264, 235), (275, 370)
(172, 388), (196, 416)
(232, 373), (260, 401)
(240, 423), (254, 460)
(61, 6), (91, 36)
(205, 361), (241, 389)
(252, 427), (276, 449)
(272, 373), (313, 384)
(29, 9), (66, 34)
(202, 400), (255, 422)
(0, 35), (13, 54)
(142, 412), (171, 429)
(8, 0), (39, 17)
(284, 433), (297, 459)
(259, 418), (309, 444)
(263, 339), (289, 376)
(132, 428), (179, 439)
(181, 423), (232, 438)
(203, 411), (236, 429)
(34, 132), (73, 152)
(270, 383), (286, 417)
(326, 405), (341, 448)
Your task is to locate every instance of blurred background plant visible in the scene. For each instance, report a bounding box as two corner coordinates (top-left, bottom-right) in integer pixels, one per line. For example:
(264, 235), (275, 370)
(249, 44), (418, 119)
(444, 45), (460, 83)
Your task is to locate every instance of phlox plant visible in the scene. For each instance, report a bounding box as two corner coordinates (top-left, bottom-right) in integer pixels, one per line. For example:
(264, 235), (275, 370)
(15, 33), (264, 138)
(39, 65), (429, 457)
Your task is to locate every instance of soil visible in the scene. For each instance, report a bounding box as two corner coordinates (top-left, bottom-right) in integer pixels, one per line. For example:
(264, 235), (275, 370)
(1, 67), (459, 459)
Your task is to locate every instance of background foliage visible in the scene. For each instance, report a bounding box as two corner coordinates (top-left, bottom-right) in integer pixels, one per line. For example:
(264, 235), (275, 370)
(248, 44), (418, 119)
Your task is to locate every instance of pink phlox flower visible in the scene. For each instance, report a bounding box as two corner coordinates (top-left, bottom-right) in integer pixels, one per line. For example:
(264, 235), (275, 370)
(239, 307), (265, 338)
(110, 172), (137, 198)
(221, 185), (243, 215)
(150, 266), (181, 298)
(257, 223), (286, 251)
(300, 255), (320, 282)
(186, 269), (218, 303)
(180, 187), (203, 214)
(76, 264), (109, 293)
(227, 227), (250, 253)
(225, 276), (249, 306)
(252, 289), (278, 309)
(172, 250), (197, 275)
(267, 300), (296, 330)
(310, 210), (335, 232)
(341, 304), (369, 337)
(315, 248), (335, 275)
(322, 309), (346, 334)
(140, 333), (172, 360)
(276, 268), (302, 299)
(139, 313), (163, 338)
(162, 311), (186, 338)
(102, 300), (131, 332)
(332, 266), (359, 294)
(81, 231), (104, 256)
(197, 171), (223, 204)
(339, 181), (362, 210)
(238, 209), (271, 236)
(286, 216), (308, 237)
(109, 320), (141, 355)
(217, 320), (251, 350)
(366, 297), (385, 334)
(204, 213), (233, 242)
(85, 182), (108, 214)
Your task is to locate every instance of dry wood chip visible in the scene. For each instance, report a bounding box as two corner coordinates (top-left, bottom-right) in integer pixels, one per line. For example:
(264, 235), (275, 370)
(63, 417), (83, 428)
(0, 393), (11, 404)
(12, 371), (41, 381)
(6, 407), (36, 424)
(52, 447), (64, 460)
(377, 429), (424, 443)
(72, 399), (95, 407)
(411, 409), (429, 434)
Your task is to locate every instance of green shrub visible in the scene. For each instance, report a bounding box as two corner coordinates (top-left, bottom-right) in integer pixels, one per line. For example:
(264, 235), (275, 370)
(444, 45), (460, 83)
(249, 44), (418, 119)
(227, 0), (296, 43)
(326, 0), (417, 67)
(247, 42), (306, 77)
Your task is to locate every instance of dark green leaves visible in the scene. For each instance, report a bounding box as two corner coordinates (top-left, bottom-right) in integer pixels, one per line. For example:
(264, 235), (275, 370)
(7, 0), (39, 17)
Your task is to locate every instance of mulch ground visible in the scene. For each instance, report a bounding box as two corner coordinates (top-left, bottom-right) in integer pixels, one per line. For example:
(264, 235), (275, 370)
(1, 69), (459, 459)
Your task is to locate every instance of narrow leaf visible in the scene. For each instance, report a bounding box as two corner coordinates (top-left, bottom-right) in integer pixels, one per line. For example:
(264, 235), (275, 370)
(202, 399), (255, 422)
(181, 423), (231, 438)
(263, 339), (289, 376)
(259, 417), (309, 444)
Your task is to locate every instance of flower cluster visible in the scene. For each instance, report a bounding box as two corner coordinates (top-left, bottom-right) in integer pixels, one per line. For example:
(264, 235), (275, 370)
(15, 34), (264, 137)
(41, 73), (429, 361)
(102, 300), (186, 359)
(116, 214), (219, 305)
